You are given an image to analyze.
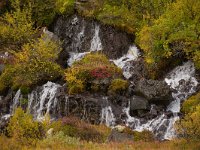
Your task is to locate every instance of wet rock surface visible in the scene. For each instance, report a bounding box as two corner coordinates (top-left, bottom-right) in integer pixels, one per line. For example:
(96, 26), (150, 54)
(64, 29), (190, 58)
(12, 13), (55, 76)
(134, 78), (173, 106)
(52, 14), (133, 67)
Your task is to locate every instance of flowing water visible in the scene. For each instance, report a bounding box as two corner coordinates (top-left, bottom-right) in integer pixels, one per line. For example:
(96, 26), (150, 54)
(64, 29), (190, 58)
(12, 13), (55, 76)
(67, 23), (102, 66)
(113, 45), (140, 79)
(27, 81), (62, 121)
(122, 61), (198, 140)
(0, 17), (199, 140)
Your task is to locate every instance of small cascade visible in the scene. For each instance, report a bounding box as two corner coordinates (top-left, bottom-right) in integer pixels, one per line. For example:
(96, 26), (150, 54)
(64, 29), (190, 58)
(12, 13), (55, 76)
(124, 61), (198, 140)
(101, 106), (116, 127)
(165, 61), (198, 112)
(10, 89), (21, 114)
(27, 82), (62, 121)
(68, 52), (90, 66)
(68, 23), (103, 66)
(113, 45), (140, 79)
(73, 23), (85, 53)
(90, 24), (102, 51)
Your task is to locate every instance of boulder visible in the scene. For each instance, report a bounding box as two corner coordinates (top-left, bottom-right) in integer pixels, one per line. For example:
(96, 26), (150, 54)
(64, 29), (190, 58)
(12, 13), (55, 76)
(123, 58), (148, 83)
(130, 95), (149, 111)
(107, 129), (133, 142)
(134, 78), (173, 106)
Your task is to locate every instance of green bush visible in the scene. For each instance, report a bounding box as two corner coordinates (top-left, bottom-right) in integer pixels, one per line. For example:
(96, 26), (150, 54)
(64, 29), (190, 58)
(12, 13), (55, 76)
(108, 78), (128, 94)
(0, 0), (36, 51)
(176, 105), (200, 140)
(65, 53), (122, 95)
(0, 36), (63, 91)
(55, 0), (75, 15)
(182, 92), (200, 114)
(61, 116), (105, 142)
(7, 107), (43, 145)
(176, 93), (200, 140)
(76, 0), (172, 34)
(123, 127), (154, 142)
(137, 0), (200, 72)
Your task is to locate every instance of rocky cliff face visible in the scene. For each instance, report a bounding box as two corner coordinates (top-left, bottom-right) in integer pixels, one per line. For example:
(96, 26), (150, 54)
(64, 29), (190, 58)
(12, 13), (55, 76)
(0, 14), (199, 141)
(52, 14), (134, 67)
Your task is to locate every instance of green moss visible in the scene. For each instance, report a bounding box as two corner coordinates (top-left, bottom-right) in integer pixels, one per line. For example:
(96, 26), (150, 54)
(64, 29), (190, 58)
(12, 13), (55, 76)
(56, 0), (75, 15)
(108, 79), (128, 94)
(182, 92), (200, 114)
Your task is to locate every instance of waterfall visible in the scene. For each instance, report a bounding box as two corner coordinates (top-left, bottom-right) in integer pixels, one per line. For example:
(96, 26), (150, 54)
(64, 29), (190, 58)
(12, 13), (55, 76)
(113, 45), (140, 79)
(27, 81), (62, 121)
(68, 23), (103, 66)
(165, 61), (198, 112)
(68, 52), (90, 66)
(123, 61), (198, 140)
(90, 24), (102, 51)
(10, 89), (21, 114)
(101, 106), (116, 127)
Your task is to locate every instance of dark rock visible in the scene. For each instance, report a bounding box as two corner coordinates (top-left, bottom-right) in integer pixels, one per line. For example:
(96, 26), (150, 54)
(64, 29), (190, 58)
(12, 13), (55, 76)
(0, 90), (13, 115)
(52, 14), (133, 67)
(66, 94), (103, 124)
(124, 58), (148, 82)
(134, 78), (173, 106)
(130, 95), (149, 111)
(0, 115), (10, 133)
(107, 129), (133, 142)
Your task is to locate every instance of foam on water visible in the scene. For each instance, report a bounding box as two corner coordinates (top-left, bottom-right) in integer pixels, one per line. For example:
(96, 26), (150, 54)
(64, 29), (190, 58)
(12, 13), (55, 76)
(113, 45), (140, 79)
(123, 61), (198, 140)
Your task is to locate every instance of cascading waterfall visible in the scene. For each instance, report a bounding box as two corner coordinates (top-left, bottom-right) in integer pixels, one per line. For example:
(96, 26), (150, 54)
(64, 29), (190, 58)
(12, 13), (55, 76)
(123, 61), (198, 140)
(67, 23), (102, 66)
(101, 106), (116, 127)
(113, 45), (140, 79)
(10, 89), (21, 114)
(90, 24), (102, 51)
(27, 81), (62, 121)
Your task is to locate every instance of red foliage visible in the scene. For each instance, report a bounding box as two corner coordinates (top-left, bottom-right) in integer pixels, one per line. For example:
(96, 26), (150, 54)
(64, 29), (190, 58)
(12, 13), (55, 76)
(90, 66), (112, 79)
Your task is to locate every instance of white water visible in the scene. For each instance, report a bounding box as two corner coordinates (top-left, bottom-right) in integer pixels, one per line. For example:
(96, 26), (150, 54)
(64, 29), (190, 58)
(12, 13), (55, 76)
(165, 61), (198, 112)
(101, 106), (116, 127)
(90, 24), (102, 51)
(123, 61), (198, 140)
(27, 81), (61, 121)
(10, 89), (21, 114)
(68, 52), (90, 66)
(67, 23), (102, 66)
(113, 45), (140, 79)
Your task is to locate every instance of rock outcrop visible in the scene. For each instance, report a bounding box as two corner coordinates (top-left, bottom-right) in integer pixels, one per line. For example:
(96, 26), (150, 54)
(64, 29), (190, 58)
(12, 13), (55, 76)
(52, 14), (133, 67)
(134, 78), (173, 106)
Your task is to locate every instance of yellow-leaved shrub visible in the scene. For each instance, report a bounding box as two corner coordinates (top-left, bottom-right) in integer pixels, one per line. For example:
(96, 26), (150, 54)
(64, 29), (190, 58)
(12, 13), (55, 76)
(0, 35), (63, 91)
(65, 53), (122, 95)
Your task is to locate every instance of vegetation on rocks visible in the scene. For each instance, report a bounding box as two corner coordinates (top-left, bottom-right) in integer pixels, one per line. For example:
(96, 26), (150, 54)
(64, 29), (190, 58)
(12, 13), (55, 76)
(0, 36), (63, 91)
(0, 0), (199, 149)
(65, 53), (123, 94)
(176, 92), (200, 140)
(138, 0), (200, 73)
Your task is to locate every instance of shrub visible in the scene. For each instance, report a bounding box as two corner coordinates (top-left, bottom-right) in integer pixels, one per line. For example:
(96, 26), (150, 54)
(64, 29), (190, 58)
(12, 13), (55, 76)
(123, 127), (154, 142)
(7, 107), (43, 145)
(0, 36), (63, 91)
(108, 79), (128, 94)
(38, 131), (81, 148)
(61, 116), (105, 142)
(0, 0), (36, 52)
(182, 92), (200, 114)
(55, 0), (75, 15)
(65, 53), (122, 94)
(176, 105), (200, 140)
(137, 0), (200, 71)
